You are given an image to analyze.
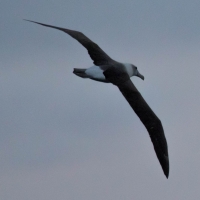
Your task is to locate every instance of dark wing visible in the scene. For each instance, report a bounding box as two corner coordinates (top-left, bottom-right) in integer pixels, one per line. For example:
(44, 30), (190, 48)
(24, 19), (115, 66)
(104, 68), (169, 178)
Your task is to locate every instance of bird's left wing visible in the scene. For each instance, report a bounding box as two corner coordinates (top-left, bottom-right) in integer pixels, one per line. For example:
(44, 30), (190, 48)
(24, 20), (115, 66)
(103, 68), (169, 178)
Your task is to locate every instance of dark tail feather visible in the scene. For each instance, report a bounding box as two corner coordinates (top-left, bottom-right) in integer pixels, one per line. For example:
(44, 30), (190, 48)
(73, 68), (88, 78)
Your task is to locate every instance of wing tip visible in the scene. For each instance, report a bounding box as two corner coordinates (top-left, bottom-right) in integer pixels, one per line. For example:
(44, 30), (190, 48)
(162, 155), (169, 179)
(23, 19), (36, 23)
(23, 19), (45, 26)
(164, 170), (169, 179)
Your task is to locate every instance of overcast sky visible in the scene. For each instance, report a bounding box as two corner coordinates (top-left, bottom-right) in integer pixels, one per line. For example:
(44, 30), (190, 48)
(1, 0), (200, 199)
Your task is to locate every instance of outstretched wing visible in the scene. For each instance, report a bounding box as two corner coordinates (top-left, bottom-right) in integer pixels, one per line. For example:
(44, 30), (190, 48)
(24, 19), (115, 66)
(104, 68), (169, 178)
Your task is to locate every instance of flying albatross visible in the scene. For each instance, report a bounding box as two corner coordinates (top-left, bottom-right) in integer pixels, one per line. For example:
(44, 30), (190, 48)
(25, 19), (169, 178)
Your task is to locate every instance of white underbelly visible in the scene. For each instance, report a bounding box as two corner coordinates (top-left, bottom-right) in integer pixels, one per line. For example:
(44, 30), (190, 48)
(85, 66), (106, 81)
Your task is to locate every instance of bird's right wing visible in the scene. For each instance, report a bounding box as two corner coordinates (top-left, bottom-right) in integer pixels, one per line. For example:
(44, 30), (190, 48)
(103, 68), (169, 178)
(24, 20), (115, 66)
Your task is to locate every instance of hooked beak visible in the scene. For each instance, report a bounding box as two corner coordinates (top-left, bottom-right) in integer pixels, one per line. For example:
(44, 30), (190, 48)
(136, 70), (145, 80)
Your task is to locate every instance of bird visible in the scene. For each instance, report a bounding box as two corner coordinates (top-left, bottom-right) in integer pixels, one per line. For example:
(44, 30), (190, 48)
(24, 19), (169, 178)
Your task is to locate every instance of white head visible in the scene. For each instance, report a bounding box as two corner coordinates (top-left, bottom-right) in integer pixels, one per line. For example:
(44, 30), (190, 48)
(124, 63), (144, 80)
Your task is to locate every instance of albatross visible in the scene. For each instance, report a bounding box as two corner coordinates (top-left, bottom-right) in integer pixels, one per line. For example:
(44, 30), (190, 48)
(25, 19), (169, 178)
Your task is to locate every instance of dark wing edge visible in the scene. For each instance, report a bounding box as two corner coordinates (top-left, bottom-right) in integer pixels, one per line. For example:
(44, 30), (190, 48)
(24, 19), (115, 66)
(104, 69), (169, 178)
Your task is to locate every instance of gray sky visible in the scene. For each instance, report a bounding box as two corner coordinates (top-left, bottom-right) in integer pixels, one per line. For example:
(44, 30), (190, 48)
(1, 0), (200, 199)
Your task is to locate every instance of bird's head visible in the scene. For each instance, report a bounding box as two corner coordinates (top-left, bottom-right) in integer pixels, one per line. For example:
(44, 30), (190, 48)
(132, 65), (144, 80)
(125, 63), (144, 80)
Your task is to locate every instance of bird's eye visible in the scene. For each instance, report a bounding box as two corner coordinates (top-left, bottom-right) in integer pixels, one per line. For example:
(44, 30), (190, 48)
(135, 67), (137, 69)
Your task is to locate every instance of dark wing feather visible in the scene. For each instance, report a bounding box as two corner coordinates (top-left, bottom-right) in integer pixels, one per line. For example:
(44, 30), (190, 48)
(24, 20), (115, 66)
(104, 69), (169, 178)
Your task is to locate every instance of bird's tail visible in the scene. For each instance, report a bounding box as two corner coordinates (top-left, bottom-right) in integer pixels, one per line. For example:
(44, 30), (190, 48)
(73, 68), (88, 78)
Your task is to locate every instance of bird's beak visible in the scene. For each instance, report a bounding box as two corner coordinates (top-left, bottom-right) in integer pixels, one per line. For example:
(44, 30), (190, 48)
(136, 70), (145, 80)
